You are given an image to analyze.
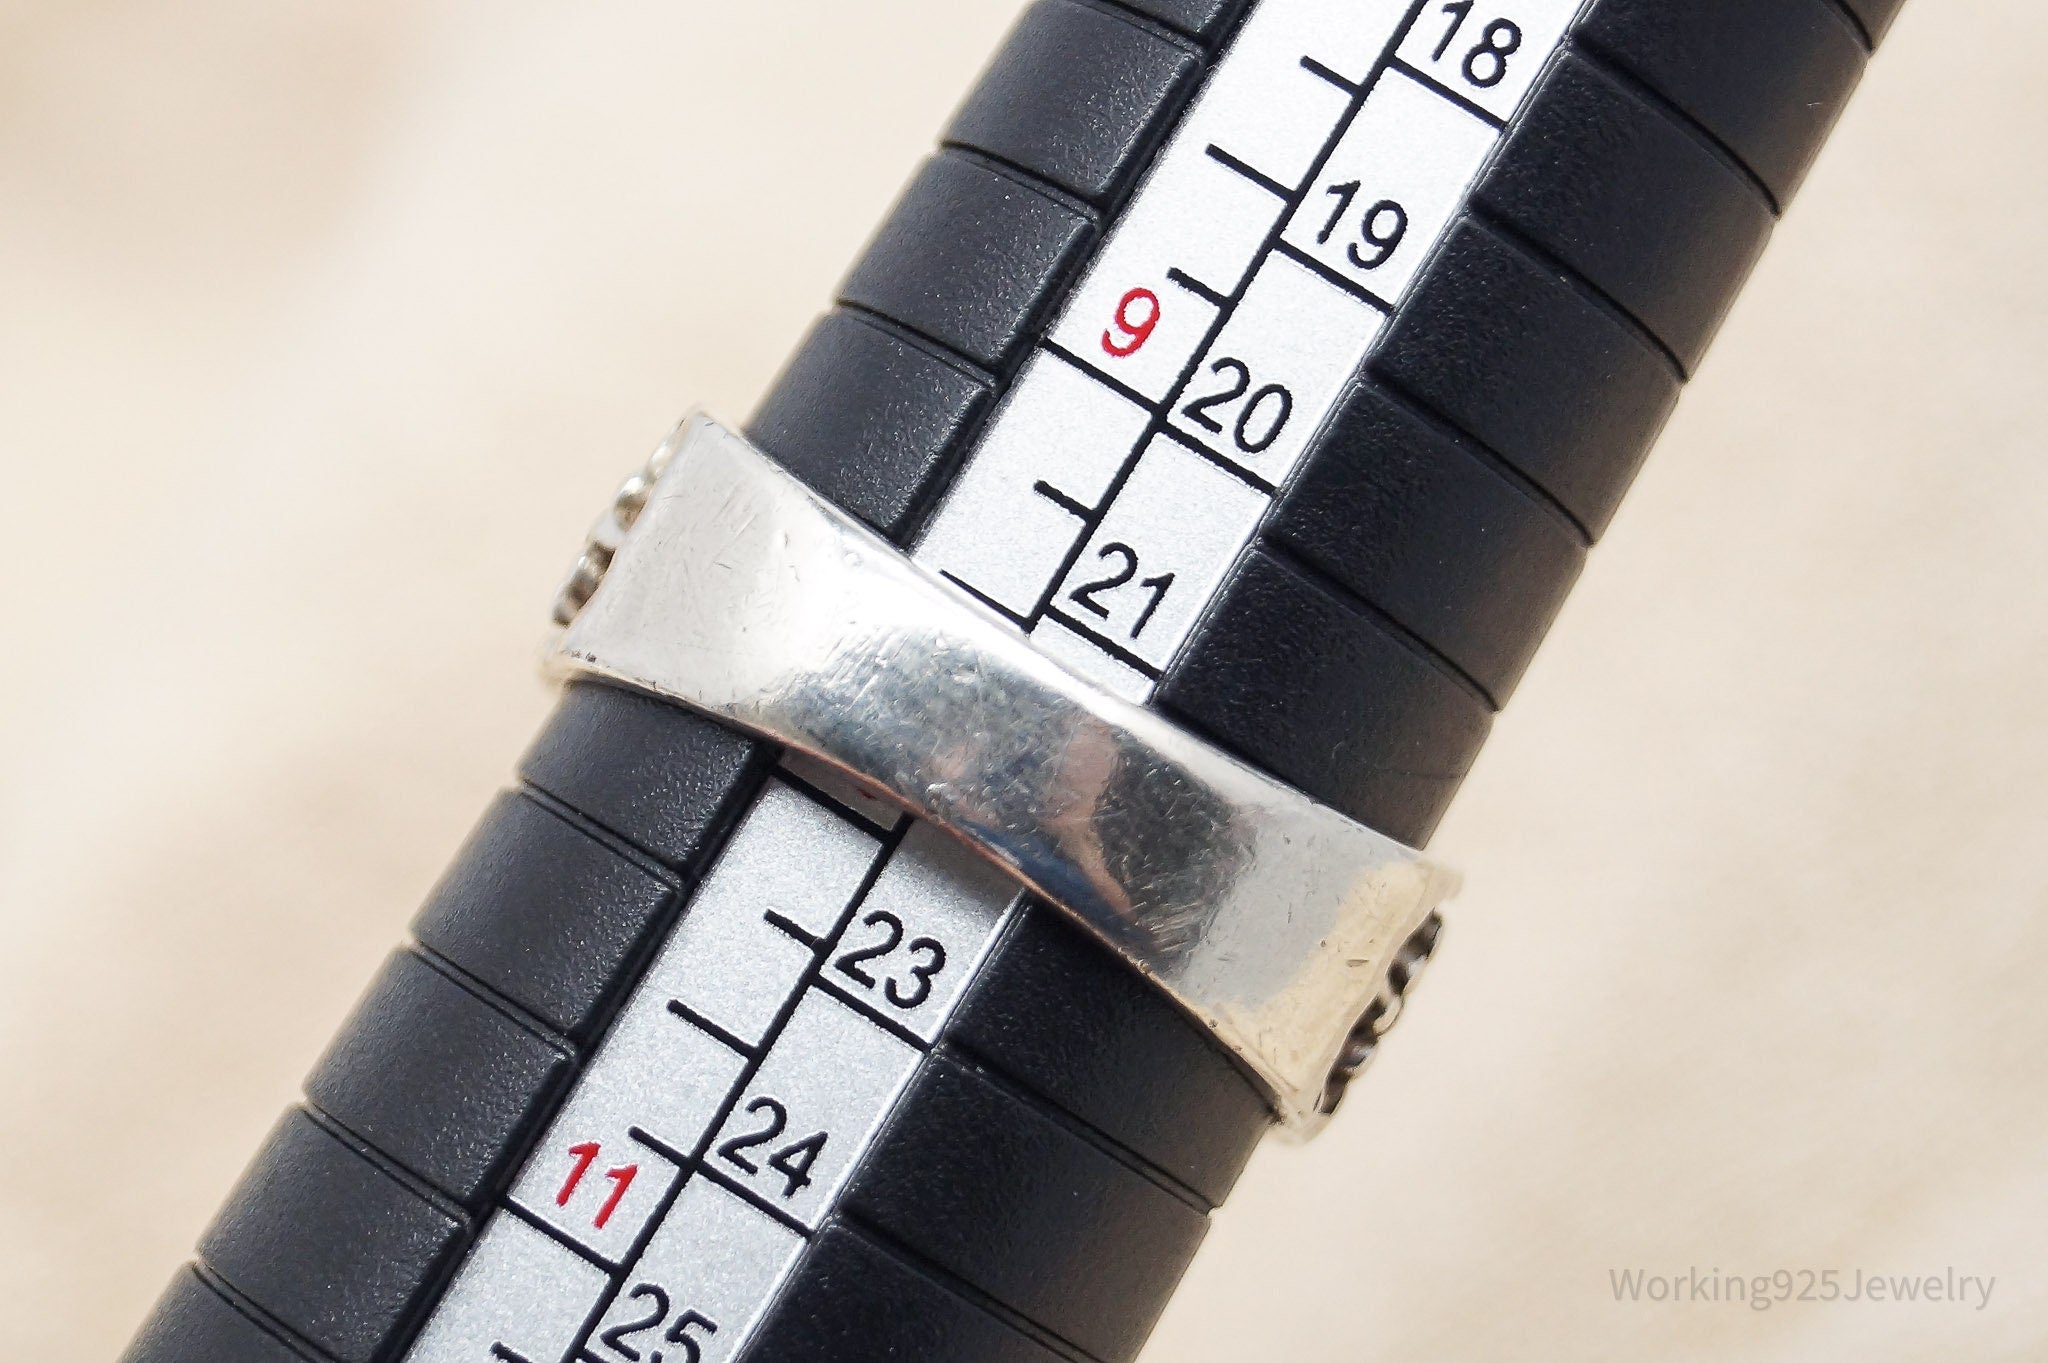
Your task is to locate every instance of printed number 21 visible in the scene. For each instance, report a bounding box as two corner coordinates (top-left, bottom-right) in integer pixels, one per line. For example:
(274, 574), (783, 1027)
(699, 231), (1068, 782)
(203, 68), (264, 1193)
(1070, 542), (1174, 640)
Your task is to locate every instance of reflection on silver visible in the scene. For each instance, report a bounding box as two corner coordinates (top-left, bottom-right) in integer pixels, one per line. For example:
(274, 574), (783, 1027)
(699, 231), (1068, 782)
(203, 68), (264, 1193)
(549, 415), (1458, 1136)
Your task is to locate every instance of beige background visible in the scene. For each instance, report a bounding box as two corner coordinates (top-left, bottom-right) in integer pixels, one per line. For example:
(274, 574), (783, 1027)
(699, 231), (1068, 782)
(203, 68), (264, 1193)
(2, 2), (2043, 1359)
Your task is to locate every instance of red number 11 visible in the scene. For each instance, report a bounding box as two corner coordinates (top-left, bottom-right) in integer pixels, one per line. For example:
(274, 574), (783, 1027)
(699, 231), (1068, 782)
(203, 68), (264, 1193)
(557, 1140), (639, 1230)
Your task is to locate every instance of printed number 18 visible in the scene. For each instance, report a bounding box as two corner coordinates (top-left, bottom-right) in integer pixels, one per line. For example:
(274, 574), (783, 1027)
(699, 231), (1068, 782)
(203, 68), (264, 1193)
(1433, 0), (1522, 89)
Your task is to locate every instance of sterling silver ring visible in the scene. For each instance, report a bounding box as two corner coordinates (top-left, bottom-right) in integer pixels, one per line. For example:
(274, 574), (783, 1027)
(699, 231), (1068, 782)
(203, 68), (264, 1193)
(549, 414), (1458, 1136)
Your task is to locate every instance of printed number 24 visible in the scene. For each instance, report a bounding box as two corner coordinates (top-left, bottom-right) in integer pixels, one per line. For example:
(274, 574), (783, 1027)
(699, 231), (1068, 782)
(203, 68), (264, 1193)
(716, 1096), (828, 1199)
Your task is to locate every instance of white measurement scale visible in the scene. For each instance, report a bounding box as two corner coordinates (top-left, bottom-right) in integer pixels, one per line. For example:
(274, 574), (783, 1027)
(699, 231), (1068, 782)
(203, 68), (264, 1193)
(404, 1), (1581, 1359)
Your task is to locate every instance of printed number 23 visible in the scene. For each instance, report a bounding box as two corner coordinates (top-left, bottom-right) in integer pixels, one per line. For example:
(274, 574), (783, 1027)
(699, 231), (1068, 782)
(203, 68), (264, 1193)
(834, 909), (947, 1010)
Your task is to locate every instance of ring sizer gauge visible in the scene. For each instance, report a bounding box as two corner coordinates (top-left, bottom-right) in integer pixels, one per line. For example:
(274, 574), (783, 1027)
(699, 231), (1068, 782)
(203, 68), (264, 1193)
(120, 2), (1907, 1361)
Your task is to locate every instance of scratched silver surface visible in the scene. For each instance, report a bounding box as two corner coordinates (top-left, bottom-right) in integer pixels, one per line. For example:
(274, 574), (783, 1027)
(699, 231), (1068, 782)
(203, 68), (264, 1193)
(553, 414), (1459, 1134)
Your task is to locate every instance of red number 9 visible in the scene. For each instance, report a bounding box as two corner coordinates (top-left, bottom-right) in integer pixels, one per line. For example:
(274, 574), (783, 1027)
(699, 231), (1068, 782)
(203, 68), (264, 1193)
(1102, 287), (1160, 358)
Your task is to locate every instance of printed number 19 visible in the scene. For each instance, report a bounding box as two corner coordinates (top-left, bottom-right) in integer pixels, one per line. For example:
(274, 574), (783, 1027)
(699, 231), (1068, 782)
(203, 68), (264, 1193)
(1318, 181), (1409, 272)
(1103, 287), (1160, 357)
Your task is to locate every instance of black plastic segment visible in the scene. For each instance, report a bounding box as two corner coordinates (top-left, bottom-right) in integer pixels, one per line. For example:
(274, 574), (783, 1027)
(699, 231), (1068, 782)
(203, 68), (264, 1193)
(748, 310), (994, 542)
(947, 900), (1269, 1207)
(1110, 0), (1251, 44)
(121, 1268), (311, 1363)
(519, 679), (771, 871)
(1368, 219), (1681, 540)
(1839, 0), (1907, 46)
(944, 0), (1203, 208)
(1473, 53), (1774, 374)
(1266, 383), (1586, 706)
(305, 948), (574, 1207)
(1574, 0), (1868, 206)
(198, 1109), (467, 1363)
(410, 788), (675, 1043)
(744, 1226), (1067, 1363)
(1158, 547), (1494, 848)
(843, 1055), (1209, 1363)
(837, 150), (1097, 372)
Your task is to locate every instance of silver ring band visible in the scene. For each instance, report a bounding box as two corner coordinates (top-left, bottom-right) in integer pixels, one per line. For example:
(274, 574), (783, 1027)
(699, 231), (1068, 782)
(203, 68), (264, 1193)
(548, 414), (1458, 1136)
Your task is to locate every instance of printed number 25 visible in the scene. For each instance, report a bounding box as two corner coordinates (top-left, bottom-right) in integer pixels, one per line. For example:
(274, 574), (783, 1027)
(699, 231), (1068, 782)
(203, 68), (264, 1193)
(596, 1284), (719, 1363)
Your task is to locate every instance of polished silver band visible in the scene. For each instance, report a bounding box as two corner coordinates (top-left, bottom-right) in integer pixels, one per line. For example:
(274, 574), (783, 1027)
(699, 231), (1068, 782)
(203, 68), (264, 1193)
(547, 415), (1457, 1136)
